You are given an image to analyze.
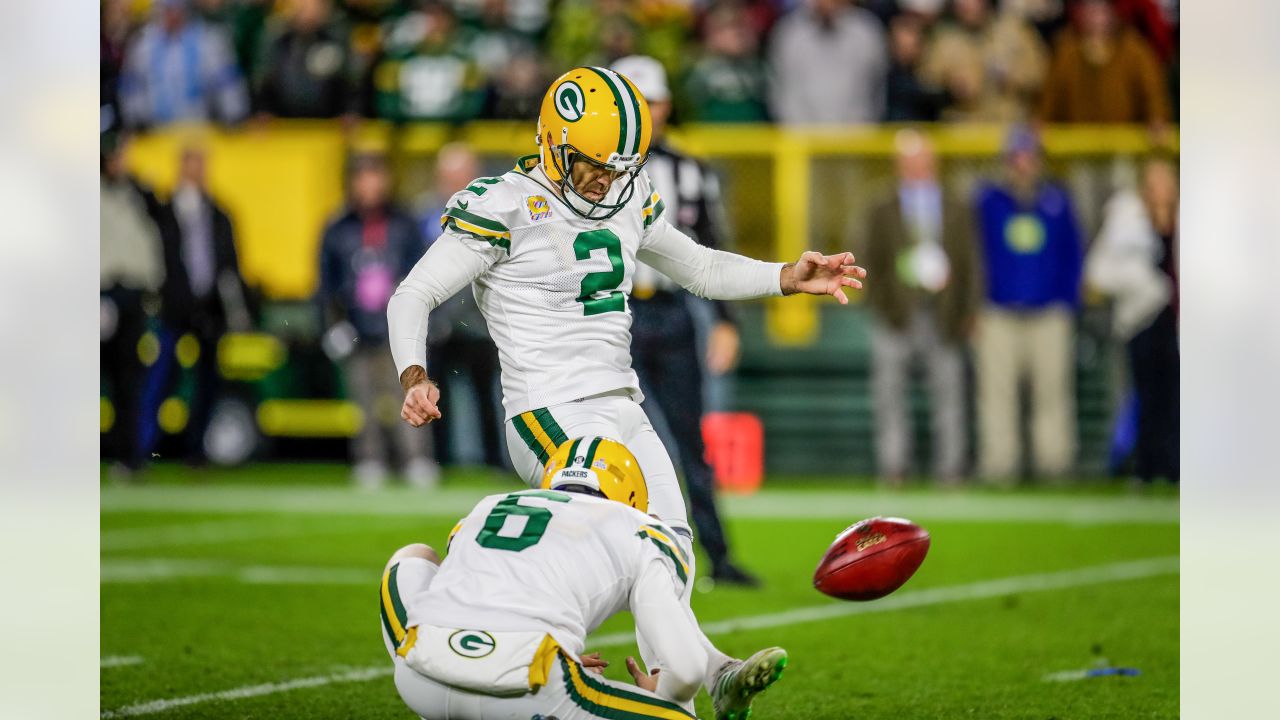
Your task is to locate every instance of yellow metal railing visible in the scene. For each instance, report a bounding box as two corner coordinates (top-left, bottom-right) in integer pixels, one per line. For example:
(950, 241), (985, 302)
(126, 121), (1177, 345)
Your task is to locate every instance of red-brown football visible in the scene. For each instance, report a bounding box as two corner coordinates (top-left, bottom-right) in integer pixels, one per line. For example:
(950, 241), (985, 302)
(813, 517), (930, 601)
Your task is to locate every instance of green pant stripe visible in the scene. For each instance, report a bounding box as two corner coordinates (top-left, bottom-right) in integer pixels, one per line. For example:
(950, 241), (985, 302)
(387, 564), (408, 629)
(532, 407), (568, 447)
(379, 570), (399, 645)
(513, 415), (549, 465)
(647, 537), (688, 585)
(644, 524), (690, 566)
(559, 654), (694, 720)
(584, 437), (603, 468)
(379, 599), (398, 646)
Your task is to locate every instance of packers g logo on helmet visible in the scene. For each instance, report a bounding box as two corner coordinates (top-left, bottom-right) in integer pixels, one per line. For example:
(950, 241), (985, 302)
(536, 67), (652, 221)
(541, 436), (648, 514)
(553, 81), (586, 122)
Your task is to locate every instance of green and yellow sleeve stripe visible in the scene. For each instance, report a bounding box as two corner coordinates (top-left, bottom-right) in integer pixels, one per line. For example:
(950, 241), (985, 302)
(441, 205), (511, 251)
(511, 408), (570, 465)
(641, 191), (665, 229)
(636, 524), (690, 586)
(560, 650), (695, 720)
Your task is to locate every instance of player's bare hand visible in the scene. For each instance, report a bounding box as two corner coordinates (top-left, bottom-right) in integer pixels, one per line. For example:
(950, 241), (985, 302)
(625, 656), (659, 692)
(782, 251), (867, 305)
(705, 321), (740, 375)
(401, 381), (442, 427)
(580, 652), (609, 675)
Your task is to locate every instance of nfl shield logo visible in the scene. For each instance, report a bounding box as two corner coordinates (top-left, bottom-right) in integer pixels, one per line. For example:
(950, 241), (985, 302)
(526, 195), (552, 221)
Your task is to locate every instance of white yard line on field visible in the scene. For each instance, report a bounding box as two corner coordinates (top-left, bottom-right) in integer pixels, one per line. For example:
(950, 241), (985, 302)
(101, 485), (1179, 525)
(99, 556), (1179, 718)
(101, 559), (372, 585)
(99, 667), (390, 719)
(103, 519), (323, 552)
(101, 656), (145, 669)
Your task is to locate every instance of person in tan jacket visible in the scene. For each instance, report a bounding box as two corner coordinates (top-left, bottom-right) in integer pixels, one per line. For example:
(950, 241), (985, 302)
(862, 131), (982, 485)
(1038, 0), (1169, 128)
(920, 0), (1049, 122)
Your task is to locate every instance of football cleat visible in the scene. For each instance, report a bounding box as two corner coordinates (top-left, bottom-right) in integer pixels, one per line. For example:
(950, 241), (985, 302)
(711, 647), (788, 720)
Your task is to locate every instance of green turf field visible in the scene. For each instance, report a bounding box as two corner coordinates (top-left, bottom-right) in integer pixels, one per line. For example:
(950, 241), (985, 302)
(101, 466), (1178, 719)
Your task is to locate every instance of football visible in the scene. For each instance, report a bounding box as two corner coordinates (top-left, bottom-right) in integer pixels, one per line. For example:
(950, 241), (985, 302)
(813, 517), (931, 601)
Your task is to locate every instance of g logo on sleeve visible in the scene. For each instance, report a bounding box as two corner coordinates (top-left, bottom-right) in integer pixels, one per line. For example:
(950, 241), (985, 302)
(554, 81), (586, 122)
(448, 630), (497, 658)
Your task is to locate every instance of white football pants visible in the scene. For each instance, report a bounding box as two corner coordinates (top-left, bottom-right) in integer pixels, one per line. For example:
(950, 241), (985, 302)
(380, 557), (696, 720)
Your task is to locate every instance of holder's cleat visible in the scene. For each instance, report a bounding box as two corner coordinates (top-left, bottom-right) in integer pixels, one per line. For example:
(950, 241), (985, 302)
(711, 647), (788, 720)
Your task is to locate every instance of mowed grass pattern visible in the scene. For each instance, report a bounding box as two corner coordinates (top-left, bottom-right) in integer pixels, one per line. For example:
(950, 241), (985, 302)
(101, 468), (1178, 719)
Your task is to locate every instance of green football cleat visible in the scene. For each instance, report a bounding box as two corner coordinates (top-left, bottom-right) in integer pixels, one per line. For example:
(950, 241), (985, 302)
(711, 647), (788, 720)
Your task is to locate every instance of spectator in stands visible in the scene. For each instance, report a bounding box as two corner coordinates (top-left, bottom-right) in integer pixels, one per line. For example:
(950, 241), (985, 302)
(319, 153), (437, 488)
(160, 145), (252, 466)
(416, 143), (505, 470)
(340, 0), (403, 116)
(101, 0), (134, 134)
(920, 0), (1048, 122)
(101, 133), (167, 480)
(546, 0), (690, 76)
(253, 0), (358, 120)
(883, 11), (950, 122)
(488, 49), (548, 120)
(1003, 0), (1069, 44)
(863, 130), (980, 486)
(1085, 153), (1178, 482)
(684, 1), (771, 122)
(1038, 0), (1169, 130)
(119, 0), (250, 128)
(767, 0), (888, 124)
(973, 126), (1083, 483)
(372, 1), (486, 122)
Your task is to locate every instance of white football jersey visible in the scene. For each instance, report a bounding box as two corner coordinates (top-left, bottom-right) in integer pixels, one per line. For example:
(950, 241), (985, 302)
(436, 156), (670, 417)
(409, 488), (690, 658)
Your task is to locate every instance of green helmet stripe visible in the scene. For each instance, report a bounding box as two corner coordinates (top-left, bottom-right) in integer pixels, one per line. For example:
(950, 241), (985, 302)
(615, 75), (644, 156)
(584, 437), (603, 468)
(565, 438), (583, 468)
(587, 67), (630, 157)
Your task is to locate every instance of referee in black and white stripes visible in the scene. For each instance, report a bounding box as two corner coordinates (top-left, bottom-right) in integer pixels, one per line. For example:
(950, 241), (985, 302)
(612, 55), (760, 587)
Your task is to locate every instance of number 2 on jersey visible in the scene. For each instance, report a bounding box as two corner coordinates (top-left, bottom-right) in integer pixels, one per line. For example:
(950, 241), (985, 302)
(475, 490), (570, 551)
(574, 229), (626, 316)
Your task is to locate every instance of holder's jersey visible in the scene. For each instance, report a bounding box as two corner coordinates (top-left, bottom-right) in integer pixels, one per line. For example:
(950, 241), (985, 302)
(437, 156), (669, 417)
(409, 489), (690, 658)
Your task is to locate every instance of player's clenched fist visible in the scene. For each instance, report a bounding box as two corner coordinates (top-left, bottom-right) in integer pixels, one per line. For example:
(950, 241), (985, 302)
(399, 366), (443, 427)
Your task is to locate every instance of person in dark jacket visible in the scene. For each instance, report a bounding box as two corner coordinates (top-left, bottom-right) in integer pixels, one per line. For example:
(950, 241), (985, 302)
(863, 130), (980, 485)
(253, 0), (358, 119)
(319, 152), (437, 488)
(160, 144), (253, 465)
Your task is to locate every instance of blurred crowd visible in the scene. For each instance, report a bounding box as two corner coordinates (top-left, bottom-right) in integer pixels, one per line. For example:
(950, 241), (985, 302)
(101, 0), (1179, 131)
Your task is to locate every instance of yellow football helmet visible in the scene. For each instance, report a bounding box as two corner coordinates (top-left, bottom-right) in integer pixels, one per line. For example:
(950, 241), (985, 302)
(536, 67), (652, 220)
(541, 436), (648, 514)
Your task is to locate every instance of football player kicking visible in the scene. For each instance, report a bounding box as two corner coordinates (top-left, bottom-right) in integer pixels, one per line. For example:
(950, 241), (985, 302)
(379, 437), (786, 720)
(387, 66), (863, 711)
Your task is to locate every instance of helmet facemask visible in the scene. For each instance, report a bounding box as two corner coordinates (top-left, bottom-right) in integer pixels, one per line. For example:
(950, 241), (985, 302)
(545, 133), (645, 222)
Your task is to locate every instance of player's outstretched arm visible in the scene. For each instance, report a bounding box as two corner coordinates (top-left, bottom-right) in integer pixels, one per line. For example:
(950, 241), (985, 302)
(780, 250), (868, 305)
